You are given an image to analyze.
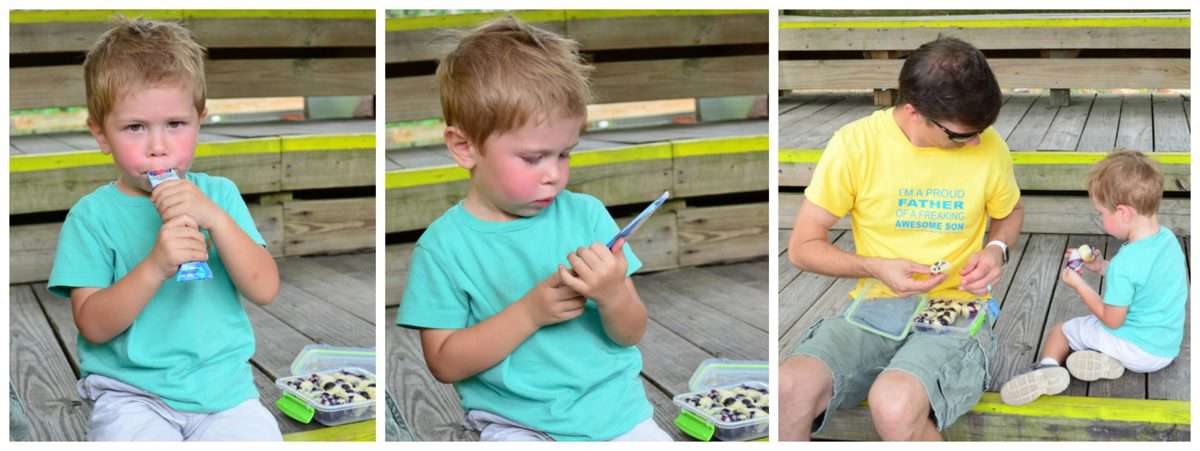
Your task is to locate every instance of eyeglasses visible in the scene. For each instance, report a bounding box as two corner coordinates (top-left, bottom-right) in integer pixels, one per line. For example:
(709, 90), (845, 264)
(929, 117), (983, 143)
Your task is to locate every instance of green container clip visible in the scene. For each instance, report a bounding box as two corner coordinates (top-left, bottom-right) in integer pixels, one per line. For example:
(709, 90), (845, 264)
(276, 392), (315, 424)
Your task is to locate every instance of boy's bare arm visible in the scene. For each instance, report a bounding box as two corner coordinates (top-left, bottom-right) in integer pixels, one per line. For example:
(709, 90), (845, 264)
(152, 180), (278, 305)
(71, 215), (208, 343)
(420, 272), (584, 383)
(559, 240), (646, 346)
(592, 278), (647, 346)
(208, 213), (279, 305)
(1062, 269), (1128, 328)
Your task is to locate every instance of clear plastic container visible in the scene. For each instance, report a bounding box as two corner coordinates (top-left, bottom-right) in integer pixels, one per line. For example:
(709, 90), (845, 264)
(274, 345), (377, 426)
(673, 381), (769, 441)
(912, 300), (991, 336)
(673, 359), (769, 441)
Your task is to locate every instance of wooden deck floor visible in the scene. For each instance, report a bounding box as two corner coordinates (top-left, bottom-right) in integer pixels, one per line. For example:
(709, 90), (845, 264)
(386, 259), (769, 441)
(778, 228), (1190, 440)
(8, 251), (376, 441)
(779, 92), (1189, 152)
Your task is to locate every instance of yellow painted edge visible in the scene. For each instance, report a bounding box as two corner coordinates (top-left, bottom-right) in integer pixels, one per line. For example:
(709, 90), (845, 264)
(563, 10), (765, 20)
(971, 393), (1190, 425)
(386, 11), (565, 31)
(386, 166), (469, 189)
(282, 418), (375, 442)
(674, 135), (769, 158)
(11, 141), (287, 173)
(386, 10), (764, 31)
(12, 10), (373, 24)
(571, 143), (673, 168)
(780, 17), (1189, 29)
(281, 134), (376, 152)
(780, 149), (1190, 166)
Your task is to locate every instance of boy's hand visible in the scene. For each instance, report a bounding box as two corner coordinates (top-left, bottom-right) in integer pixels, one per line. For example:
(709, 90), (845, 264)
(1064, 249), (1107, 274)
(521, 270), (587, 327)
(151, 179), (225, 229)
(1060, 267), (1085, 289)
(148, 215), (209, 281)
(560, 240), (629, 304)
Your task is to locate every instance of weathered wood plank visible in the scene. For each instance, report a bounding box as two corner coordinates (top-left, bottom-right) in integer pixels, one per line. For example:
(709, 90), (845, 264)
(779, 59), (1190, 91)
(1148, 234), (1190, 401)
(11, 16), (374, 54)
(989, 234), (1067, 391)
(673, 151), (768, 198)
(677, 202), (769, 267)
(1040, 93), (1094, 150)
(1034, 235), (1104, 397)
(386, 179), (465, 233)
(385, 308), (477, 441)
(282, 197), (375, 256)
(13, 58), (375, 110)
(1021, 196), (1189, 236)
(276, 255), (376, 324)
(639, 262), (769, 332)
(619, 208), (679, 273)
(780, 16), (1190, 51)
(1006, 95), (1059, 151)
(569, 13), (768, 50)
(778, 271), (857, 359)
(1116, 94), (1154, 151)
(385, 243), (415, 307)
(1076, 93), (1124, 151)
(1152, 93), (1190, 151)
(385, 16), (565, 63)
(992, 94), (1038, 140)
(9, 285), (90, 441)
(283, 419), (376, 441)
(282, 148), (374, 191)
(779, 96), (874, 149)
(638, 318), (720, 395)
(259, 280), (375, 347)
(636, 275), (767, 360)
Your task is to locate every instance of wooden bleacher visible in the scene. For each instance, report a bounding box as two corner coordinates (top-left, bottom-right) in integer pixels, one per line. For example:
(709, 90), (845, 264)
(385, 10), (769, 440)
(9, 10), (377, 441)
(777, 11), (1190, 441)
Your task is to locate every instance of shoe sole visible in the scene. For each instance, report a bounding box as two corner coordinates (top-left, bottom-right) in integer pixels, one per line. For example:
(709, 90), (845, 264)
(1000, 366), (1070, 406)
(1067, 351), (1125, 381)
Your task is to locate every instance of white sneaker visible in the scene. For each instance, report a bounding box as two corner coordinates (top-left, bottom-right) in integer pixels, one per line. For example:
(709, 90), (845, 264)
(1000, 364), (1070, 406)
(1066, 351), (1125, 381)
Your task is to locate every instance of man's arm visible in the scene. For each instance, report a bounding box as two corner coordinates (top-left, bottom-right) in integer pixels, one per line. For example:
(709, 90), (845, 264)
(959, 200), (1024, 294)
(788, 198), (943, 296)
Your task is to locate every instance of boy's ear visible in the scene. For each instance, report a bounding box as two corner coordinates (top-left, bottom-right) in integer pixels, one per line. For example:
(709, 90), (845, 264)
(1114, 204), (1137, 220)
(86, 117), (113, 155)
(445, 126), (479, 170)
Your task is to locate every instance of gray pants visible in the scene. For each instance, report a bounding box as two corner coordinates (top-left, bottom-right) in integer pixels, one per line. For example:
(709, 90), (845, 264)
(464, 410), (673, 441)
(77, 374), (282, 441)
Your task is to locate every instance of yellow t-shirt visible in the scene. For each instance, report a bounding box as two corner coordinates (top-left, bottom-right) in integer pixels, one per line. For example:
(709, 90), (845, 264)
(804, 108), (1021, 301)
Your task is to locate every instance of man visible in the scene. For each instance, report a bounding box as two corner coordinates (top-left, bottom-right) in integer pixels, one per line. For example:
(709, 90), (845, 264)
(780, 37), (1024, 441)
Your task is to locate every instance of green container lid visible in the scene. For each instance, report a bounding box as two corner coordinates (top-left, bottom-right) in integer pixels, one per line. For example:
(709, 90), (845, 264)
(674, 409), (716, 441)
(276, 392), (315, 424)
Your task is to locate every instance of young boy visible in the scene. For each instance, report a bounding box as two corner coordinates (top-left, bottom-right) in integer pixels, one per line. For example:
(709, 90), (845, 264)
(1000, 151), (1187, 405)
(396, 17), (671, 441)
(48, 18), (282, 440)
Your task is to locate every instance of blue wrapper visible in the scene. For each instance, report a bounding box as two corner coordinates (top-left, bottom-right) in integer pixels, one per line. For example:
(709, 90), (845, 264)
(147, 169), (213, 282)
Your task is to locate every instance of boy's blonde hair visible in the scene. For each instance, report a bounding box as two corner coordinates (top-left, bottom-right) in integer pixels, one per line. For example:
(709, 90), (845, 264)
(1087, 150), (1163, 215)
(84, 17), (207, 126)
(437, 16), (593, 148)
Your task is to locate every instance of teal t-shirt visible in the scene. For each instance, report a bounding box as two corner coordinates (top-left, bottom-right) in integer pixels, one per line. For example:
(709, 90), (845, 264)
(397, 190), (652, 441)
(48, 172), (266, 413)
(1102, 226), (1188, 358)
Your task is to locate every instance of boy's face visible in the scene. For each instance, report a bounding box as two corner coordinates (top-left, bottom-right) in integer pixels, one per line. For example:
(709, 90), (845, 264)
(457, 114), (583, 221)
(1092, 199), (1132, 240)
(88, 82), (204, 197)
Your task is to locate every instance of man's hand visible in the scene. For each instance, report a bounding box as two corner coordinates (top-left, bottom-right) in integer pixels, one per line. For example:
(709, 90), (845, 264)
(150, 179), (225, 229)
(868, 258), (945, 297)
(520, 270), (587, 327)
(560, 240), (629, 305)
(960, 245), (1004, 295)
(148, 215), (208, 281)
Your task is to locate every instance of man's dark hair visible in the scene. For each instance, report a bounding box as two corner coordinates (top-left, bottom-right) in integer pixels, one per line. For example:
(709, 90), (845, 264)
(898, 37), (1001, 131)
